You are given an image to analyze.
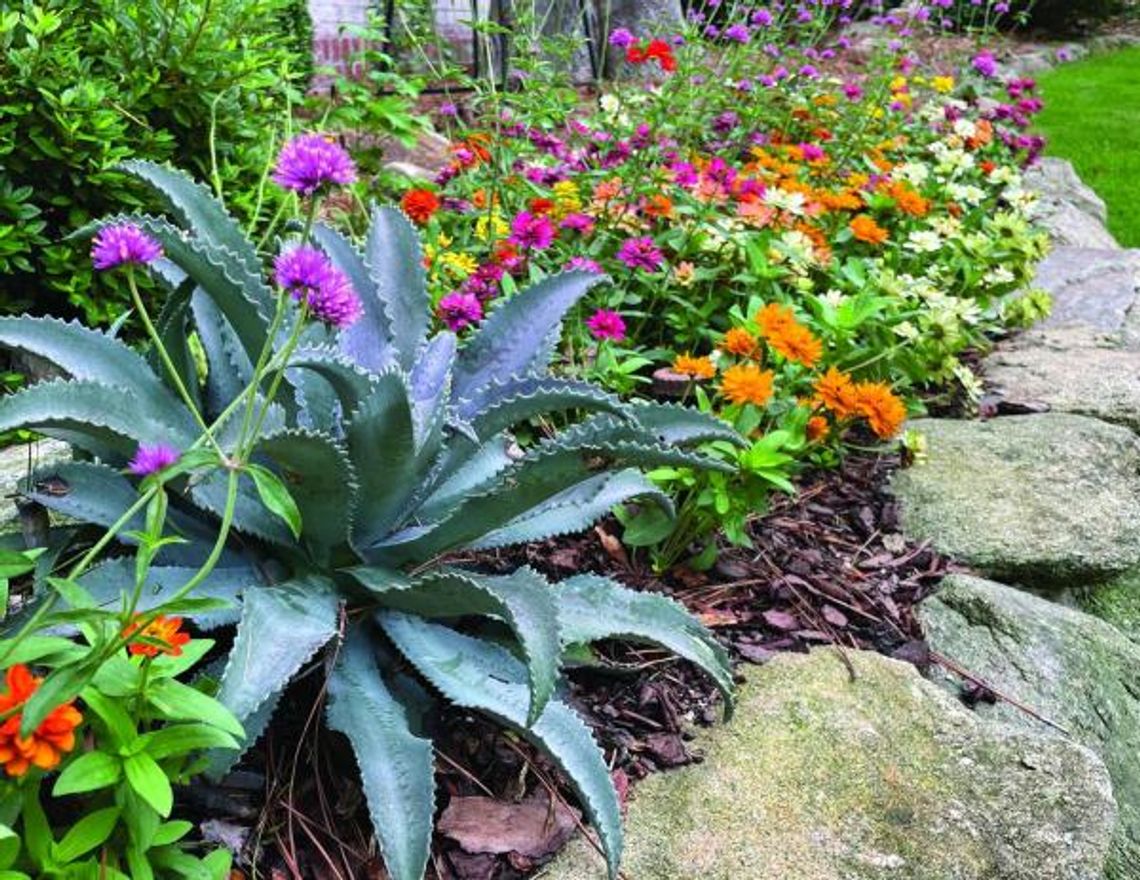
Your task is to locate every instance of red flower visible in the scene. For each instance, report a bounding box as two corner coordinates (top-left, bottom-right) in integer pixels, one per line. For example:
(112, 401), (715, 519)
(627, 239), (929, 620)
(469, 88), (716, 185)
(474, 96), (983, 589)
(626, 39), (676, 72)
(0, 665), (82, 777)
(124, 614), (191, 658)
(528, 197), (555, 215)
(400, 189), (441, 225)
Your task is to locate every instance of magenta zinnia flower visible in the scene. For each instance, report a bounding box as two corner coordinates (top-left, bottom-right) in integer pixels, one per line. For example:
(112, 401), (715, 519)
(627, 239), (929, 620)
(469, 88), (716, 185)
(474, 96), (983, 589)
(560, 213), (595, 233)
(508, 211), (556, 251)
(586, 309), (626, 341)
(128, 443), (180, 477)
(91, 224), (163, 271)
(616, 236), (663, 272)
(274, 245), (362, 328)
(272, 133), (357, 195)
(438, 292), (483, 331)
(566, 257), (604, 274)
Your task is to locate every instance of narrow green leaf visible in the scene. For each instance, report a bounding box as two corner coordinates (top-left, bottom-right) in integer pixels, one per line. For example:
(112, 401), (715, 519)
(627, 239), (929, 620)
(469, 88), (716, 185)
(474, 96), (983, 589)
(0, 824), (20, 870)
(20, 662), (93, 738)
(52, 806), (120, 863)
(78, 688), (137, 750)
(124, 753), (173, 817)
(52, 752), (122, 797)
(139, 723), (240, 761)
(146, 680), (243, 738)
(246, 465), (302, 539)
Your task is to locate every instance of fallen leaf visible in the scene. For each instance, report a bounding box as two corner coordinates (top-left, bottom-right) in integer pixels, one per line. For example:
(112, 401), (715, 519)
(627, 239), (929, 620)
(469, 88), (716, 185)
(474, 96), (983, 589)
(821, 605), (849, 628)
(594, 525), (630, 569)
(642, 732), (690, 768)
(438, 791), (580, 859)
(761, 609), (799, 631)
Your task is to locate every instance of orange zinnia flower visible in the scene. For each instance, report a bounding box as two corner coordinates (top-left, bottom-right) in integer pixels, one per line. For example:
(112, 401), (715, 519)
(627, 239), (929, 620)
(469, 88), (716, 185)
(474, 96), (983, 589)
(673, 353), (716, 380)
(888, 183), (930, 218)
(643, 194), (674, 219)
(124, 614), (191, 658)
(754, 302), (796, 338)
(528, 197), (555, 215)
(400, 189), (441, 226)
(807, 415), (830, 442)
(721, 328), (759, 358)
(853, 381), (907, 439)
(719, 364), (774, 407)
(850, 214), (889, 245)
(0, 665), (82, 777)
(813, 367), (859, 418)
(767, 322), (823, 368)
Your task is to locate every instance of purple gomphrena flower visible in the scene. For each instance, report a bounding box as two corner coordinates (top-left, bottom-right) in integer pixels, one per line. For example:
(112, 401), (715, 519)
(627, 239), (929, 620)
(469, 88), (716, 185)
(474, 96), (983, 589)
(566, 257), (604, 274)
(438, 292), (483, 331)
(972, 51), (999, 78)
(616, 237), (664, 272)
(272, 133), (357, 195)
(508, 211), (556, 251)
(274, 245), (362, 328)
(586, 309), (626, 341)
(608, 26), (635, 47)
(724, 23), (750, 42)
(91, 224), (163, 271)
(439, 102), (459, 117)
(128, 443), (180, 477)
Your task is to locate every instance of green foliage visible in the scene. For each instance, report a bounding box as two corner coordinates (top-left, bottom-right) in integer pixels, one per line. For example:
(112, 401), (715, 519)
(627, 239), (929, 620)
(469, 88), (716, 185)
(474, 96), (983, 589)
(0, 0), (306, 325)
(0, 163), (737, 880)
(1025, 0), (1127, 32)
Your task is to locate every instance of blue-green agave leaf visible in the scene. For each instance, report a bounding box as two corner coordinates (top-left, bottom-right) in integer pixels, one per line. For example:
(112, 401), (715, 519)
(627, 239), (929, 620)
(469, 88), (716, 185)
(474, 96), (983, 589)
(364, 206), (430, 372)
(326, 626), (434, 880)
(625, 401), (745, 447)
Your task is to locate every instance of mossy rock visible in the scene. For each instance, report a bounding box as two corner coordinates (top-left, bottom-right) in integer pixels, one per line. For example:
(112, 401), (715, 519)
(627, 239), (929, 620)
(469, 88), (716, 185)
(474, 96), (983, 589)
(890, 414), (1140, 590)
(920, 575), (1140, 879)
(0, 440), (70, 530)
(542, 649), (1114, 880)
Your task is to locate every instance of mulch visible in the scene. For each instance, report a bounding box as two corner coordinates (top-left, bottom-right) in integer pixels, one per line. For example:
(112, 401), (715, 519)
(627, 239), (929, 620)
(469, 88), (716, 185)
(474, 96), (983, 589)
(216, 450), (956, 880)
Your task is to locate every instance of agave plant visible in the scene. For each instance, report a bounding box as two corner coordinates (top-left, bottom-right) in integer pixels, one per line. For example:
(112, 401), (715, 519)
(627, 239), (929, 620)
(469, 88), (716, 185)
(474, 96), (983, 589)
(0, 162), (737, 879)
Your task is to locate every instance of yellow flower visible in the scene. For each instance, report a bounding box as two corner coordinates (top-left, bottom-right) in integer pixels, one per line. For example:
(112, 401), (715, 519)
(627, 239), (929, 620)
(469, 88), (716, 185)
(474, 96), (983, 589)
(932, 75), (955, 94)
(438, 251), (478, 279)
(436, 232), (453, 249)
(552, 180), (582, 217)
(673, 261), (697, 287)
(673, 353), (716, 379)
(475, 212), (509, 242)
(889, 75), (908, 93)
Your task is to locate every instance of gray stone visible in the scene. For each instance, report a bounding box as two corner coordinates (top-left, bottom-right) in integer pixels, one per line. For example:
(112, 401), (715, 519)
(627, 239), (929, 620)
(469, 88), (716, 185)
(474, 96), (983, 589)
(1031, 199), (1119, 249)
(382, 160), (435, 181)
(920, 575), (1140, 878)
(983, 326), (1140, 431)
(890, 415), (1140, 589)
(0, 440), (70, 528)
(542, 649), (1116, 880)
(1025, 158), (1109, 224)
(1035, 247), (1140, 334)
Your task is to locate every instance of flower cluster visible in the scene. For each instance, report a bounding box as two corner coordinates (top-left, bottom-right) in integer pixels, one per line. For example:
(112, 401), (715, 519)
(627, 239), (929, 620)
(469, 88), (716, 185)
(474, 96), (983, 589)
(0, 665), (82, 777)
(274, 245), (362, 328)
(272, 133), (357, 195)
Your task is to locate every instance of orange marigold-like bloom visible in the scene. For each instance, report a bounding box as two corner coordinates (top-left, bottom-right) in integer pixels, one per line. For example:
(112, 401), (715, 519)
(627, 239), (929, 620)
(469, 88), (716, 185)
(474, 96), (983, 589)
(673, 353), (716, 380)
(124, 614), (191, 658)
(719, 364), (774, 407)
(854, 382), (907, 439)
(888, 183), (930, 218)
(0, 665), (82, 777)
(767, 323), (823, 368)
(807, 416), (830, 442)
(400, 189), (441, 225)
(721, 328), (759, 358)
(643, 194), (674, 219)
(850, 214), (889, 246)
(528, 197), (555, 215)
(814, 367), (859, 418)
(754, 302), (796, 338)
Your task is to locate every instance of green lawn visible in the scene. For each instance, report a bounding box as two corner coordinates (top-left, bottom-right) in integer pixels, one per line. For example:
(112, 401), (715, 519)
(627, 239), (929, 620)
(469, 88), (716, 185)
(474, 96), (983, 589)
(1034, 46), (1140, 247)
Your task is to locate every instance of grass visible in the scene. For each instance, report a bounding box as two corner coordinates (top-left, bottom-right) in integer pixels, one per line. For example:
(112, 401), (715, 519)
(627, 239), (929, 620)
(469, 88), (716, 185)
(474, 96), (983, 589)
(1034, 45), (1140, 247)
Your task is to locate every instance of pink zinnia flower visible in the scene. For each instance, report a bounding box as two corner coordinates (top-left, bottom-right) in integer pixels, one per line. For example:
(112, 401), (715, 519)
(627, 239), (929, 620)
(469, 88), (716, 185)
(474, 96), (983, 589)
(274, 245), (362, 328)
(91, 224), (163, 271)
(438, 292), (483, 330)
(560, 213), (595, 234)
(566, 257), (604, 274)
(586, 309), (626, 341)
(272, 133), (357, 195)
(128, 443), (180, 477)
(616, 236), (663, 272)
(508, 211), (556, 250)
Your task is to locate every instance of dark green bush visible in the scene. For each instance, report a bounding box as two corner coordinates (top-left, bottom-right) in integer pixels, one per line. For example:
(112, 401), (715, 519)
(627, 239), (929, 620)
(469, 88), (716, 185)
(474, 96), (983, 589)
(0, 0), (308, 325)
(1025, 0), (1127, 32)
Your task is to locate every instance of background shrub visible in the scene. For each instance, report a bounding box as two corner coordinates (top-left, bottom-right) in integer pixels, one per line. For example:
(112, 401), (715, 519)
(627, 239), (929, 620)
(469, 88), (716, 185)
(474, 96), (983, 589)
(0, 0), (309, 326)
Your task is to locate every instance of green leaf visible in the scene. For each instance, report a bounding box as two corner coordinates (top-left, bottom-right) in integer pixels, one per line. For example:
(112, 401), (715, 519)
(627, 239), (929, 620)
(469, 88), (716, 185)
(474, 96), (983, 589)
(216, 578), (339, 728)
(20, 784), (51, 869)
(380, 613), (623, 879)
(139, 723), (240, 761)
(246, 464), (302, 540)
(124, 752), (173, 817)
(626, 401), (744, 447)
(556, 574), (734, 718)
(461, 377), (626, 438)
(377, 567), (562, 724)
(146, 679), (243, 738)
(51, 806), (120, 863)
(52, 752), (122, 797)
(20, 661), (92, 738)
(364, 205), (430, 371)
(151, 820), (192, 847)
(287, 346), (378, 416)
(326, 626), (434, 880)
(0, 824), (20, 870)
(79, 687), (137, 749)
(0, 636), (83, 667)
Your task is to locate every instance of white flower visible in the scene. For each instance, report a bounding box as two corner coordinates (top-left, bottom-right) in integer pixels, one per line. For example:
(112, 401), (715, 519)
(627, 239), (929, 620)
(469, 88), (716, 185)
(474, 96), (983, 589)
(984, 266), (1016, 287)
(821, 288), (846, 308)
(599, 93), (620, 114)
(895, 162), (930, 186)
(952, 118), (977, 140)
(930, 215), (962, 237)
(906, 230), (943, 253)
(947, 183), (986, 206)
(763, 187), (806, 215)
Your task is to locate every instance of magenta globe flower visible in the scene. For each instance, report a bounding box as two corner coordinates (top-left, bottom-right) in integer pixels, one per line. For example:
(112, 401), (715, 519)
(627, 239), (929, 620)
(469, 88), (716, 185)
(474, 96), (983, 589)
(586, 309), (626, 342)
(274, 245), (362, 328)
(91, 224), (163, 271)
(128, 443), (180, 477)
(438, 292), (483, 331)
(272, 133), (357, 195)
